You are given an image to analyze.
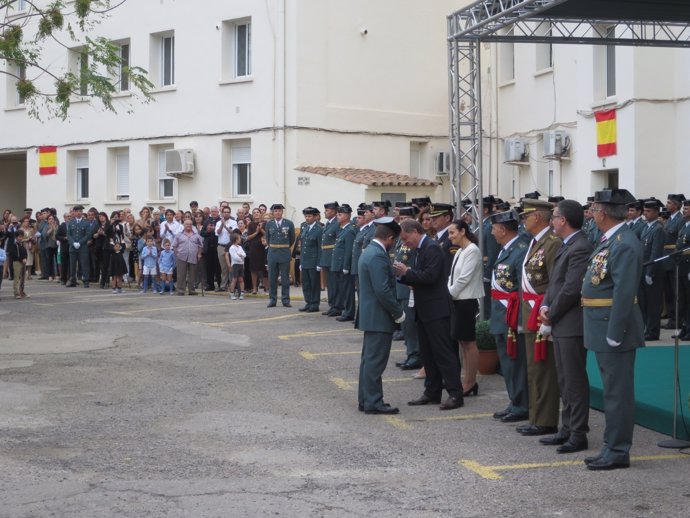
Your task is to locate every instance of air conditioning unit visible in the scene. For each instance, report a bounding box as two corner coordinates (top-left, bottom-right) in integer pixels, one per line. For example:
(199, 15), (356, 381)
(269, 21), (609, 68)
(504, 138), (527, 162)
(165, 149), (195, 178)
(436, 151), (451, 176)
(542, 130), (569, 157)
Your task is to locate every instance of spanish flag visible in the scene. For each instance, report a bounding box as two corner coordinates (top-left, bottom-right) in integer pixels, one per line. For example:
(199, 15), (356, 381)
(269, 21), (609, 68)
(594, 110), (617, 157)
(39, 146), (58, 175)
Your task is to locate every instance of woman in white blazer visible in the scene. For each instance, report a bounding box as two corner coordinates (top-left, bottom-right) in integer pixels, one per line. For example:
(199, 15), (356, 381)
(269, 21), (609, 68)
(447, 219), (484, 396)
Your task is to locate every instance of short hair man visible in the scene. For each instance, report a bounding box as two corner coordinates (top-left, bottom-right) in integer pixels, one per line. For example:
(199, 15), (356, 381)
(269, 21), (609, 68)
(640, 198), (665, 340)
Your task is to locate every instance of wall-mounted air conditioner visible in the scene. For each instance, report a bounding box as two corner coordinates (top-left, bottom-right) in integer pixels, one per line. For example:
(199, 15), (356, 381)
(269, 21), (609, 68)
(504, 138), (527, 162)
(165, 149), (195, 178)
(542, 130), (569, 157)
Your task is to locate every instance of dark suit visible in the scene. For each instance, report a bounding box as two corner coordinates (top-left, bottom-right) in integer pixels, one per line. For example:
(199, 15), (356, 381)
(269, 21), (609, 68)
(299, 222), (322, 311)
(320, 217), (339, 311)
(582, 223), (645, 464)
(640, 220), (665, 337)
(542, 231), (593, 442)
(400, 236), (462, 400)
(357, 241), (404, 411)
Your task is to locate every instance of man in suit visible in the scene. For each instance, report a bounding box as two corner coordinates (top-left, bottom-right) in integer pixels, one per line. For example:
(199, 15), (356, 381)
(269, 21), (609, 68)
(265, 203), (295, 308)
(626, 200), (645, 240)
(393, 219), (463, 411)
(639, 198), (665, 340)
(581, 189), (645, 471)
(320, 202), (340, 316)
(357, 217), (406, 414)
(298, 207), (322, 313)
(516, 198), (562, 437)
(331, 205), (357, 321)
(66, 205), (92, 288)
(489, 210), (530, 423)
(56, 212), (72, 285)
(663, 194), (687, 329)
(538, 200), (593, 453)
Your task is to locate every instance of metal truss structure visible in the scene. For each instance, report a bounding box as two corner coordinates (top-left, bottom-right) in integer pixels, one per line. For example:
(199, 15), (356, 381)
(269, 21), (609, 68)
(447, 0), (690, 245)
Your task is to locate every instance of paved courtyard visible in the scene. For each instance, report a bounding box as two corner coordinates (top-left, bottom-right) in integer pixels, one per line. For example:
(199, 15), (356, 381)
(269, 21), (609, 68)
(0, 280), (689, 517)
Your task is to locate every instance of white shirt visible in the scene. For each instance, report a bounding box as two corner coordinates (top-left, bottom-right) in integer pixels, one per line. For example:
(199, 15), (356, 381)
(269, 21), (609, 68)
(603, 221), (627, 241)
(447, 242), (484, 300)
(215, 217), (238, 245)
(160, 219), (183, 240)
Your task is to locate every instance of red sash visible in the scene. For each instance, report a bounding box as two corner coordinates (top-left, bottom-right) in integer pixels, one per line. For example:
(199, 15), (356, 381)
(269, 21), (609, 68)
(491, 289), (520, 359)
(521, 291), (547, 362)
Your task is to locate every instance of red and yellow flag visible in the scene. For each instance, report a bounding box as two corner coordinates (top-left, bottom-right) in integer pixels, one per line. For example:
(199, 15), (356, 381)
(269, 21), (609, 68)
(39, 146), (57, 175)
(594, 110), (617, 157)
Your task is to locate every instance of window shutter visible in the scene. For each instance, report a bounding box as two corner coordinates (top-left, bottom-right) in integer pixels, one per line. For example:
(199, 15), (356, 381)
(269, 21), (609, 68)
(232, 146), (251, 164)
(116, 151), (129, 196)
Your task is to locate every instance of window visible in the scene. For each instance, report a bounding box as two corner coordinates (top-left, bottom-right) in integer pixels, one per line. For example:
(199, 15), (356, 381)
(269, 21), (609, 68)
(16, 63), (26, 105)
(161, 35), (175, 86)
(76, 153), (89, 201)
(115, 150), (129, 200)
(409, 142), (423, 178)
(150, 31), (175, 88)
(5, 61), (26, 107)
(79, 50), (89, 96)
(222, 18), (252, 80)
(16, 0), (28, 11)
(499, 28), (515, 83)
(535, 22), (553, 70)
(231, 144), (251, 196)
(605, 26), (616, 97)
(118, 43), (130, 92)
(158, 150), (175, 199)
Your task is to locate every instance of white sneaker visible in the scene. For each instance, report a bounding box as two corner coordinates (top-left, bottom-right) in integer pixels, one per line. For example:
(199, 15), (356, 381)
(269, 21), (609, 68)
(239, 293), (244, 300)
(112, 289), (118, 294)
(231, 294), (237, 300)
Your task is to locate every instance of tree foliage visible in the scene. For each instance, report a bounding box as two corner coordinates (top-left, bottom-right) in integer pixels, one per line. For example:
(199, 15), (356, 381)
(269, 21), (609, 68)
(1, 0), (153, 119)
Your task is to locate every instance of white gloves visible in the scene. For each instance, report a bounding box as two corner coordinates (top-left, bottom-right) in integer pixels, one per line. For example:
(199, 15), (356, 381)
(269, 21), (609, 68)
(298, 265), (302, 271)
(606, 337), (621, 347)
(538, 324), (552, 337)
(34, 232), (41, 238)
(394, 313), (406, 324)
(645, 275), (653, 286)
(343, 269), (349, 275)
(73, 243), (80, 250)
(316, 266), (321, 272)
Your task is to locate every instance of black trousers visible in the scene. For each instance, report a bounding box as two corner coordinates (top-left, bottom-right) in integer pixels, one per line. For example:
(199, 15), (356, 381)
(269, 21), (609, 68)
(335, 272), (356, 318)
(69, 248), (90, 284)
(418, 316), (462, 399)
(641, 276), (663, 337)
(59, 244), (70, 283)
(205, 250), (220, 289)
(301, 268), (320, 309)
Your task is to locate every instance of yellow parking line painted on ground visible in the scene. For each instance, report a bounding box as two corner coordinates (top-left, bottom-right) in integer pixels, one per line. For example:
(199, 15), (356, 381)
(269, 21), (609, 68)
(408, 412), (494, 423)
(109, 301), (236, 315)
(197, 313), (309, 327)
(460, 453), (688, 481)
(383, 416), (412, 430)
(279, 329), (359, 340)
(330, 377), (354, 391)
(298, 348), (405, 360)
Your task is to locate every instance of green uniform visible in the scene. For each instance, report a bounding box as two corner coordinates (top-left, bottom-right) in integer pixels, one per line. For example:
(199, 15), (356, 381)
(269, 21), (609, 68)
(266, 218), (295, 306)
(320, 217), (339, 312)
(394, 237), (419, 365)
(300, 221), (322, 311)
(332, 222), (357, 318)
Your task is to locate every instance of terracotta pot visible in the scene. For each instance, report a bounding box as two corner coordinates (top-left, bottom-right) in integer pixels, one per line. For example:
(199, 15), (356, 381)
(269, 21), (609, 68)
(478, 349), (499, 375)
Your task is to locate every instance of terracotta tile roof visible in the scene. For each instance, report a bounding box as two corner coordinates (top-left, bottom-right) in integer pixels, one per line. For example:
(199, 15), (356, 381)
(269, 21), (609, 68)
(296, 166), (440, 187)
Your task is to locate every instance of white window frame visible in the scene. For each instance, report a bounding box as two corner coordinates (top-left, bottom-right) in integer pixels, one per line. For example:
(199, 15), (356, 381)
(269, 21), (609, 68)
(118, 42), (130, 92)
(235, 21), (251, 78)
(115, 150), (130, 200)
(16, 0), (28, 12)
(158, 150), (175, 199)
(231, 145), (252, 197)
(76, 153), (89, 201)
(535, 22), (553, 71)
(161, 35), (175, 87)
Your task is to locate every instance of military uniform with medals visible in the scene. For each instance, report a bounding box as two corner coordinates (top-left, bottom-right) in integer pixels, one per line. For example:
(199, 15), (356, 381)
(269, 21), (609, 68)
(265, 204), (296, 307)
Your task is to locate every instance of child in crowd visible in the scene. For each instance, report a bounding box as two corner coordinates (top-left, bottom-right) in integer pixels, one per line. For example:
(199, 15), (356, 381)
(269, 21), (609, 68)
(140, 236), (159, 293)
(226, 232), (246, 300)
(109, 240), (127, 294)
(8, 229), (28, 299)
(159, 238), (176, 295)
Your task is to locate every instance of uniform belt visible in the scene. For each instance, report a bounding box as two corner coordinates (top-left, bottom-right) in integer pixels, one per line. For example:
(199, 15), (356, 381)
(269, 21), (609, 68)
(581, 297), (638, 307)
(269, 244), (290, 249)
(664, 245), (677, 250)
(321, 245), (335, 249)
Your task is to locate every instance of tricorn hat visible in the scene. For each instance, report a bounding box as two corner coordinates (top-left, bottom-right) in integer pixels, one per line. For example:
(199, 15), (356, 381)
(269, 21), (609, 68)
(373, 216), (401, 234)
(593, 189), (636, 205)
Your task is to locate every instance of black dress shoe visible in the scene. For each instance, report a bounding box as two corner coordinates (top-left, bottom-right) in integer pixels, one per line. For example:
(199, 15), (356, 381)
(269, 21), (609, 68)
(327, 311), (341, 317)
(663, 321), (677, 330)
(539, 434), (569, 446)
(586, 458), (629, 471)
(392, 330), (404, 341)
(440, 396), (464, 410)
(516, 423), (533, 433)
(66, 282), (77, 288)
(267, 303), (277, 308)
(336, 316), (354, 322)
(307, 307), (320, 313)
(321, 310), (332, 316)
(501, 412), (529, 423)
(408, 394), (441, 406)
(557, 440), (588, 454)
(283, 303), (292, 308)
(395, 360), (407, 367)
(298, 306), (309, 312)
(493, 409), (510, 419)
(364, 406), (400, 415)
(400, 361), (422, 370)
(519, 425), (558, 436)
(358, 405), (364, 412)
(584, 454), (604, 465)
(644, 334), (659, 341)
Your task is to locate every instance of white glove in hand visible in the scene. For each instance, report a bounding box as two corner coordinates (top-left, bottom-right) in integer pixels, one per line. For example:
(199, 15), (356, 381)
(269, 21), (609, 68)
(298, 265), (302, 271)
(606, 337), (621, 347)
(538, 324), (552, 337)
(316, 266), (321, 272)
(343, 269), (349, 275)
(73, 242), (80, 250)
(394, 313), (406, 324)
(645, 275), (653, 286)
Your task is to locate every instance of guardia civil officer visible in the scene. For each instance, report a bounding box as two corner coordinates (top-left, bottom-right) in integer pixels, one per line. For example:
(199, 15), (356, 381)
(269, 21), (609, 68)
(66, 205), (92, 288)
(320, 202), (340, 316)
(581, 189), (644, 471)
(298, 207), (322, 313)
(674, 200), (690, 340)
(626, 200), (645, 239)
(331, 204), (357, 321)
(663, 194), (687, 328)
(639, 198), (665, 341)
(357, 217), (406, 414)
(265, 204), (295, 308)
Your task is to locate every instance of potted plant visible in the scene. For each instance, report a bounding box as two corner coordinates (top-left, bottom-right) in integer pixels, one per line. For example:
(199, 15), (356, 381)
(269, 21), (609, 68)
(475, 320), (499, 375)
